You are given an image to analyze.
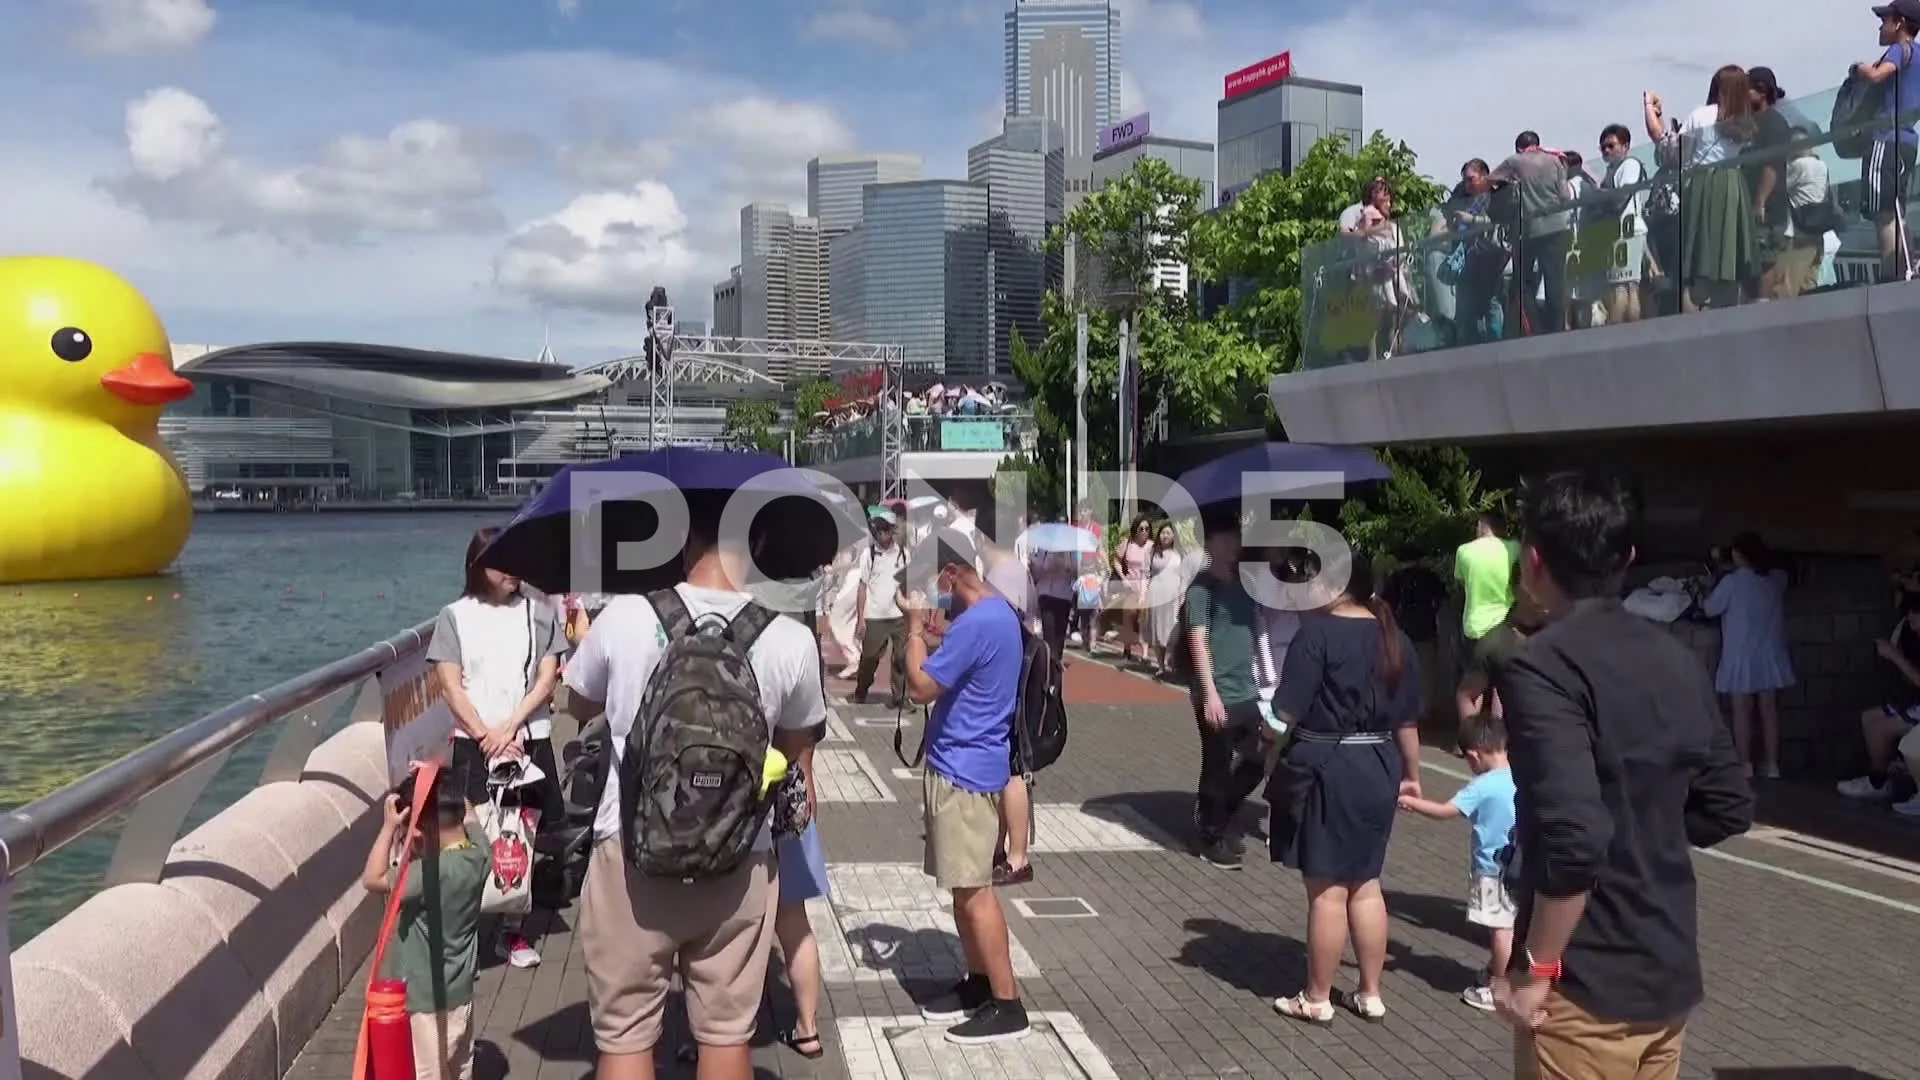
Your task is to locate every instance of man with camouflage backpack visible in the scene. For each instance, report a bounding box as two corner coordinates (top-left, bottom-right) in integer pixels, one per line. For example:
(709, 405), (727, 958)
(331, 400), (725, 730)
(564, 498), (826, 1080)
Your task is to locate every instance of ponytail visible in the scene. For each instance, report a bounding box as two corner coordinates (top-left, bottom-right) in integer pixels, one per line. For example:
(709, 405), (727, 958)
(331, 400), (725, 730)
(1367, 595), (1406, 693)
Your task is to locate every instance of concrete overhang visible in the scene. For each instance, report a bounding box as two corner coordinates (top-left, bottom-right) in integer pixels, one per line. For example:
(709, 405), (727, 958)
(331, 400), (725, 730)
(1268, 279), (1920, 447)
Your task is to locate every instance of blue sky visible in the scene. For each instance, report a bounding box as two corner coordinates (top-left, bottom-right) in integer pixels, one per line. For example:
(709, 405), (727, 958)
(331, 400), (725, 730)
(0, 0), (1873, 362)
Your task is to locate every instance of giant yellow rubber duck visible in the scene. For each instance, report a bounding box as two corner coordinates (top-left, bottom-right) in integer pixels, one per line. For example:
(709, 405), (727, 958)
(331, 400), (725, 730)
(0, 257), (195, 583)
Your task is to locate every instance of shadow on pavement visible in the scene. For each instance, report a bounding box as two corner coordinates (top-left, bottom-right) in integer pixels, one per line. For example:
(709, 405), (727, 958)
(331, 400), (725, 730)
(1081, 790), (1196, 852)
(1175, 916), (1307, 1001)
(1383, 887), (1484, 950)
(1715, 1070), (1901, 1079)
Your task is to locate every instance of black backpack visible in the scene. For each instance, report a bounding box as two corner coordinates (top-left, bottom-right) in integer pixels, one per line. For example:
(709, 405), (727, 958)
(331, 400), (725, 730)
(1011, 629), (1067, 775)
(1835, 43), (1915, 159)
(620, 589), (776, 881)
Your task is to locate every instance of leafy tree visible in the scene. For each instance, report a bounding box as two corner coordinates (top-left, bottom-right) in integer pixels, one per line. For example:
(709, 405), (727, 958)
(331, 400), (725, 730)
(1050, 156), (1204, 312)
(790, 377), (835, 436)
(721, 397), (783, 452)
(1338, 447), (1510, 563)
(1195, 132), (1446, 373)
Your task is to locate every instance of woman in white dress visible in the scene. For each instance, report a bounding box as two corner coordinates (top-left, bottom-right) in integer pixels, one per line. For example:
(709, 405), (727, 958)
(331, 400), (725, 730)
(826, 541), (863, 679)
(1147, 522), (1186, 676)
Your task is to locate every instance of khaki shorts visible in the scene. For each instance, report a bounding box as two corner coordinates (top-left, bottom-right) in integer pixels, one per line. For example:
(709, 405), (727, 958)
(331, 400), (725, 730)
(923, 770), (1001, 890)
(577, 835), (778, 1053)
(1513, 991), (1687, 1080)
(409, 1003), (474, 1080)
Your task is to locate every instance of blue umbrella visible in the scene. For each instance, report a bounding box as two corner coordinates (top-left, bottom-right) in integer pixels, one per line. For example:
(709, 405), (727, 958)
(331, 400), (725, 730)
(480, 449), (861, 595)
(1177, 442), (1391, 509)
(1019, 522), (1102, 554)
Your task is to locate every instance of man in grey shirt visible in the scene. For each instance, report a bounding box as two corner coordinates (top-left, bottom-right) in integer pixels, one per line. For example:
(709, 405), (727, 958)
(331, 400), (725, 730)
(1492, 130), (1575, 334)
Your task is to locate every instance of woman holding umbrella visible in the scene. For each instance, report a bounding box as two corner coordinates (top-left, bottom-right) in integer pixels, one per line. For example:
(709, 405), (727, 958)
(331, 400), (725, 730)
(426, 526), (570, 971)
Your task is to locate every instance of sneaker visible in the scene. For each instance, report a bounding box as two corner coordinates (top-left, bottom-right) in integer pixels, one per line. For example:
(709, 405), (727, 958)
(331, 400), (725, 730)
(1837, 775), (1891, 800)
(944, 998), (1031, 1045)
(497, 933), (541, 969)
(920, 973), (992, 1022)
(1200, 838), (1243, 870)
(1893, 796), (1920, 817)
(1461, 985), (1496, 1012)
(1758, 763), (1782, 781)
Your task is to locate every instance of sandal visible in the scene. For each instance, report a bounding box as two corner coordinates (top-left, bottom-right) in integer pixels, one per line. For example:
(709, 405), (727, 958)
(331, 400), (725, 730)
(783, 1030), (825, 1060)
(1272, 993), (1336, 1026)
(1338, 989), (1387, 1023)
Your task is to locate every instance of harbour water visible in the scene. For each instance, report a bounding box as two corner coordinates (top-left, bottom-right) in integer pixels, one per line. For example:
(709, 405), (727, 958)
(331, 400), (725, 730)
(0, 511), (499, 940)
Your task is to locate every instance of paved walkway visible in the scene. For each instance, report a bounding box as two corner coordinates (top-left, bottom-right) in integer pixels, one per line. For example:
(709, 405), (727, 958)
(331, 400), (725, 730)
(288, 662), (1920, 1079)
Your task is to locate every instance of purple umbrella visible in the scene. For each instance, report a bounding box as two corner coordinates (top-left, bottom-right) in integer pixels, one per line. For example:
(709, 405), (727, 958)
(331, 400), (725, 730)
(1177, 442), (1391, 509)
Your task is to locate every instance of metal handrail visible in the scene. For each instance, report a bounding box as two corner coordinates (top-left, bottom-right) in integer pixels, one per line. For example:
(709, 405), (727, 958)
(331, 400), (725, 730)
(0, 619), (436, 884)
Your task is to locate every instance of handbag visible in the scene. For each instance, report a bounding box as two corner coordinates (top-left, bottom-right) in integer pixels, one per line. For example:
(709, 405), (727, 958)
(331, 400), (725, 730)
(769, 762), (812, 836)
(1792, 191), (1845, 237)
(477, 764), (536, 917)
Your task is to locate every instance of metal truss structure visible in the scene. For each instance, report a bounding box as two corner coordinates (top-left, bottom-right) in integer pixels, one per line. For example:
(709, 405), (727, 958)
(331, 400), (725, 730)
(577, 326), (909, 500)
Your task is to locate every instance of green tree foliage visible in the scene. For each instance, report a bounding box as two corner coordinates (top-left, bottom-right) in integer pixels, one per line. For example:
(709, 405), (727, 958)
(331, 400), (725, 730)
(1338, 447), (1510, 563)
(790, 377), (836, 436)
(720, 397), (783, 452)
(1050, 156), (1204, 310)
(1195, 132), (1446, 371)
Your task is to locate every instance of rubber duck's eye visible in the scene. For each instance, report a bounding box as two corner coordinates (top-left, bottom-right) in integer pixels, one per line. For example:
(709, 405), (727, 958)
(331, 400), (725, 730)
(50, 328), (92, 363)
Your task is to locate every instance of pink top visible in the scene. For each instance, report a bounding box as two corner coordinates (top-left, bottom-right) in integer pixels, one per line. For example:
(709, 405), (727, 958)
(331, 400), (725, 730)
(1121, 540), (1152, 587)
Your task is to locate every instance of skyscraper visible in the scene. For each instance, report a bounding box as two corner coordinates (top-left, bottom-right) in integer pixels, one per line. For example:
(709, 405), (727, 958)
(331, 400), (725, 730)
(969, 115), (1065, 378)
(1091, 128), (1214, 301)
(807, 153), (924, 237)
(831, 181), (991, 378)
(732, 203), (831, 377)
(1003, 0), (1119, 206)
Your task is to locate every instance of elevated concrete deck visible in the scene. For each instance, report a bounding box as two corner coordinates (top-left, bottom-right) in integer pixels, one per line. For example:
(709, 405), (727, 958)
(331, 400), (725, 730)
(285, 662), (1920, 1079)
(1269, 279), (1920, 447)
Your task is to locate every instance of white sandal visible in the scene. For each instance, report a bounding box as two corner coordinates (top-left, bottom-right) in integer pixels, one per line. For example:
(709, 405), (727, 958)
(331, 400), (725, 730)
(1272, 993), (1336, 1025)
(1343, 990), (1387, 1022)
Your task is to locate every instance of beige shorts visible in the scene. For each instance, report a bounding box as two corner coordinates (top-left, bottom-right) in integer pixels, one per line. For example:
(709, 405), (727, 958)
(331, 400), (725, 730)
(923, 770), (1001, 890)
(409, 1003), (474, 1080)
(577, 835), (778, 1053)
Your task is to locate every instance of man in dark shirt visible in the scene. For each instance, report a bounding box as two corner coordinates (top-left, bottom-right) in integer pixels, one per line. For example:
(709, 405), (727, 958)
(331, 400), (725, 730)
(1493, 472), (1753, 1080)
(1184, 514), (1267, 870)
(1746, 67), (1796, 297)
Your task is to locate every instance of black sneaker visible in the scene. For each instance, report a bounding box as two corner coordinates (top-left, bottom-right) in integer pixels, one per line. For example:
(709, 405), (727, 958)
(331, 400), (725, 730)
(851, 692), (870, 705)
(944, 998), (1031, 1045)
(919, 973), (992, 1022)
(1201, 838), (1243, 870)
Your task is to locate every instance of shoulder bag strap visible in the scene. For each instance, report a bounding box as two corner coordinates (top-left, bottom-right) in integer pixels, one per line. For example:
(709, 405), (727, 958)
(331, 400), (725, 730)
(723, 602), (779, 653)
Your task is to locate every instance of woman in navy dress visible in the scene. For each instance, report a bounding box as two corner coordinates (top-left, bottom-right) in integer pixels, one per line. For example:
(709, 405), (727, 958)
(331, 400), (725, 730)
(1268, 557), (1425, 1025)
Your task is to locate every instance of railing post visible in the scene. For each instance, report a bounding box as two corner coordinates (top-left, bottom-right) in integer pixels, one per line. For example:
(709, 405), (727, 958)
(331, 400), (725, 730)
(0, 880), (22, 1080)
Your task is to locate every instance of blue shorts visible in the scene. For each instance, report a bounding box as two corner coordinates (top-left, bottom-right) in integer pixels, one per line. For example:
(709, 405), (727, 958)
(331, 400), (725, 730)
(776, 822), (829, 906)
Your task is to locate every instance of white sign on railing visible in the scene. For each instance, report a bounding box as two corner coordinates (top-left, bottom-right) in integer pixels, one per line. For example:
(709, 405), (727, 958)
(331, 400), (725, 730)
(378, 653), (456, 783)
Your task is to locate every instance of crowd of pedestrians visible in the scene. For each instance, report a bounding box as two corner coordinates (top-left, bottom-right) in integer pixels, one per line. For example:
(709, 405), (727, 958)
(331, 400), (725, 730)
(359, 466), (1790, 1078)
(1329, 4), (1919, 361)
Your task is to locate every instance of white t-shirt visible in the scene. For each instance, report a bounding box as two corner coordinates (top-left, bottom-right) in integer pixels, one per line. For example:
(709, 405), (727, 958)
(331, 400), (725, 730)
(1256, 608), (1302, 696)
(856, 542), (908, 619)
(1602, 156), (1648, 236)
(564, 584), (827, 846)
(1678, 103), (1742, 166)
(427, 594), (566, 740)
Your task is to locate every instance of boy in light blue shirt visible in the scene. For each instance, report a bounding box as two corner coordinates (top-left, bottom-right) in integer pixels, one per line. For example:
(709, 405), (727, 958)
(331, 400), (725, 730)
(1398, 714), (1516, 1013)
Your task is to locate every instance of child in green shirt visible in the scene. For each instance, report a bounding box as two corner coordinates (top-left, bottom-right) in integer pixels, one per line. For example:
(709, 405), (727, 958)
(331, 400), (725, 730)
(361, 770), (490, 1080)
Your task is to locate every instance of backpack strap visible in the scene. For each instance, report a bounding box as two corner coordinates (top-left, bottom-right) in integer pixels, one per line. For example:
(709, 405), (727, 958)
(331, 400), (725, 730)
(647, 587), (695, 639)
(723, 602), (779, 653)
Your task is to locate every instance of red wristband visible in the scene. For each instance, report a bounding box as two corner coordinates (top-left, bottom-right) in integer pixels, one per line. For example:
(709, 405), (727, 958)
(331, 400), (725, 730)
(1525, 949), (1562, 980)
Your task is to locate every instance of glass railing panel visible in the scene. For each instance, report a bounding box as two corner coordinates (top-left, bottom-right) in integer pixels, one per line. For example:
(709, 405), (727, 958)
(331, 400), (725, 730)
(1289, 78), (1920, 370)
(795, 412), (1036, 463)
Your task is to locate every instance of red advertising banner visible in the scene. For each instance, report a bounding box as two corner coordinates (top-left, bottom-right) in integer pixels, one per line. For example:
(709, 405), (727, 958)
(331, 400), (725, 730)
(1223, 50), (1290, 99)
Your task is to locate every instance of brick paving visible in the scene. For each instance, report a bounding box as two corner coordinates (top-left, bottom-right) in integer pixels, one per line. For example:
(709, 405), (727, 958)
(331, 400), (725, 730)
(287, 662), (1920, 1080)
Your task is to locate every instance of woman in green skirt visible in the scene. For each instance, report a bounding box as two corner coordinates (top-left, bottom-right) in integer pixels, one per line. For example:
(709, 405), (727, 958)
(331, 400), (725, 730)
(1646, 65), (1759, 310)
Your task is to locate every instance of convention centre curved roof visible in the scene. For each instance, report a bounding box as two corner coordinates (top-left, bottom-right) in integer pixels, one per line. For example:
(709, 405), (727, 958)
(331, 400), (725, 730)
(178, 342), (612, 410)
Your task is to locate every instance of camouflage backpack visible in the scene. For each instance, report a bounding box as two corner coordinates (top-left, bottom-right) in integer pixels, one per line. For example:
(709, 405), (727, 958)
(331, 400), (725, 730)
(620, 589), (775, 881)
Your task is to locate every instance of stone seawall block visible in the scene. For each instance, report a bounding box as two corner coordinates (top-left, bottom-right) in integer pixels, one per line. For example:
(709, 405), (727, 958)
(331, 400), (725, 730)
(12, 721), (390, 1080)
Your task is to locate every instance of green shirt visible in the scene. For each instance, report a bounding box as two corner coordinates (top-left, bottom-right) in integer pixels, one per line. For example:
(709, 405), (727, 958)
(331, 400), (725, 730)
(1454, 536), (1520, 640)
(381, 826), (489, 1014)
(1186, 574), (1260, 706)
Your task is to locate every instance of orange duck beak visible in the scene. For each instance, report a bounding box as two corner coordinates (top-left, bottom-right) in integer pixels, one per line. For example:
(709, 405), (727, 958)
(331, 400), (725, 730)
(101, 353), (194, 406)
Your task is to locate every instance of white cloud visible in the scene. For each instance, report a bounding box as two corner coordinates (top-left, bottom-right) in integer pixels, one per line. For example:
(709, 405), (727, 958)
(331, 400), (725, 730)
(694, 97), (857, 171)
(804, 8), (908, 50)
(556, 106), (677, 188)
(70, 0), (215, 55)
(1119, 69), (1147, 116)
(110, 86), (508, 240)
(493, 183), (700, 315)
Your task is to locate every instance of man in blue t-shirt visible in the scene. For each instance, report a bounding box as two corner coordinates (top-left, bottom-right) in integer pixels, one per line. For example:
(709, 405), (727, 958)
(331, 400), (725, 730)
(1857, 0), (1920, 279)
(900, 536), (1031, 1046)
